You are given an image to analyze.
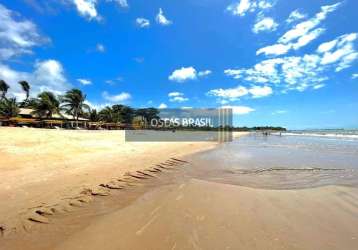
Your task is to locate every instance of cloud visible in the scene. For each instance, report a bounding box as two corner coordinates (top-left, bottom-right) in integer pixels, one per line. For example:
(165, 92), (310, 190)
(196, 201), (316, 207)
(0, 4), (49, 61)
(352, 73), (358, 79)
(102, 91), (131, 102)
(168, 92), (189, 102)
(226, 0), (274, 17)
(158, 103), (167, 109)
(0, 59), (71, 100)
(136, 18), (150, 28)
(280, 2), (341, 44)
(208, 86), (248, 101)
(272, 110), (287, 115)
(168, 67), (212, 82)
(72, 0), (100, 20)
(208, 84), (272, 101)
(225, 31), (358, 93)
(256, 44), (291, 56)
(253, 17), (278, 33)
(107, 0), (128, 8)
(169, 67), (197, 82)
(156, 8), (172, 26)
(286, 10), (306, 24)
(312, 83), (325, 89)
(198, 70), (212, 77)
(249, 85), (273, 98)
(181, 106), (193, 110)
(77, 78), (92, 85)
(96, 43), (106, 53)
(257, 2), (341, 56)
(221, 105), (255, 115)
(317, 33), (358, 71)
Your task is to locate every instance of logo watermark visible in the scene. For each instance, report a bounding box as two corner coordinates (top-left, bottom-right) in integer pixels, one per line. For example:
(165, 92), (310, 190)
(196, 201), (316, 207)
(125, 108), (233, 142)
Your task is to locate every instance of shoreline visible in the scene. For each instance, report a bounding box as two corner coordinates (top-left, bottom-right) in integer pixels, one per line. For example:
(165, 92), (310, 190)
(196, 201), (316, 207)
(1, 127), (238, 239)
(1, 128), (358, 250)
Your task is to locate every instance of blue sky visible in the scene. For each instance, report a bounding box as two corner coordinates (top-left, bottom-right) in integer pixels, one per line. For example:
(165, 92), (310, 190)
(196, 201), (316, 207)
(0, 0), (357, 129)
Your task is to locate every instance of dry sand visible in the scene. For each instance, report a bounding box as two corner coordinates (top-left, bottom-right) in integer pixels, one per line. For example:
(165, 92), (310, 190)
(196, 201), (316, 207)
(0, 127), (216, 235)
(1, 127), (357, 250)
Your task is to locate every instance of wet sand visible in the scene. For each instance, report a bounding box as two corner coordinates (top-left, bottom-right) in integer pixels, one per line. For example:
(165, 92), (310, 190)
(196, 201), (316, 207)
(0, 127), (217, 237)
(54, 180), (358, 250)
(1, 130), (358, 250)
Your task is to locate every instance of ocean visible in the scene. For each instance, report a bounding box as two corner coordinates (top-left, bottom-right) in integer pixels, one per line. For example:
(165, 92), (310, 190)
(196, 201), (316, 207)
(184, 132), (358, 189)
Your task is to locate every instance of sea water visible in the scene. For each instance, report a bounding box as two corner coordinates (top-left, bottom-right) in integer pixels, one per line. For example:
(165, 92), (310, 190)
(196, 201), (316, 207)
(187, 132), (358, 189)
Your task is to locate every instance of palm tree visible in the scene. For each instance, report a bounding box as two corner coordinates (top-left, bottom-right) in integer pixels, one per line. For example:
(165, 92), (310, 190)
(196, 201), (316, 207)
(0, 80), (10, 100)
(88, 109), (100, 122)
(18, 81), (30, 106)
(99, 106), (114, 122)
(0, 98), (19, 118)
(61, 89), (90, 127)
(32, 91), (61, 118)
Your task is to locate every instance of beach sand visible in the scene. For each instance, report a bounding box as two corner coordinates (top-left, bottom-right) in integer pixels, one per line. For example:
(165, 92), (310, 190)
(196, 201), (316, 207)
(1, 128), (358, 250)
(54, 180), (358, 250)
(0, 127), (216, 236)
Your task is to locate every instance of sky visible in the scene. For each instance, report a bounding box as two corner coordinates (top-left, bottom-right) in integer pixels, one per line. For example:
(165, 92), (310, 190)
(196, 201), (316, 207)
(0, 0), (357, 129)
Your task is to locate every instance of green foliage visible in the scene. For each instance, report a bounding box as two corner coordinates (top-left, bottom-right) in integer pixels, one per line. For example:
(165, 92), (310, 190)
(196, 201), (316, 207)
(0, 98), (19, 118)
(0, 80), (10, 100)
(18, 81), (31, 106)
(32, 91), (61, 118)
(61, 89), (90, 121)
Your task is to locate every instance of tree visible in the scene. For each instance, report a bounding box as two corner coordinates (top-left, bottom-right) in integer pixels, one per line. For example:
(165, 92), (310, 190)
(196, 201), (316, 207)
(18, 81), (30, 106)
(0, 98), (19, 118)
(0, 80), (10, 100)
(61, 89), (90, 127)
(32, 91), (61, 118)
(135, 108), (160, 123)
(98, 106), (114, 122)
(88, 109), (100, 122)
(112, 104), (135, 124)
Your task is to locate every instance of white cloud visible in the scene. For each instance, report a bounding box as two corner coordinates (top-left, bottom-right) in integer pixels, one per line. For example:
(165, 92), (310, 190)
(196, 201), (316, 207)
(292, 28), (325, 50)
(253, 17), (278, 33)
(208, 86), (249, 101)
(256, 44), (291, 56)
(279, 2), (341, 44)
(102, 91), (131, 102)
(96, 43), (106, 52)
(156, 8), (172, 26)
(249, 85), (273, 98)
(198, 70), (212, 77)
(257, 2), (341, 56)
(158, 103), (167, 109)
(221, 105), (255, 115)
(226, 0), (274, 17)
(73, 0), (99, 20)
(136, 18), (150, 28)
(0, 4), (49, 61)
(208, 84), (272, 101)
(181, 106), (193, 110)
(168, 67), (212, 82)
(168, 92), (189, 102)
(0, 59), (71, 100)
(169, 67), (197, 82)
(317, 33), (358, 71)
(272, 110), (287, 115)
(168, 92), (182, 97)
(77, 78), (92, 85)
(352, 73), (358, 79)
(313, 83), (325, 89)
(286, 10), (306, 24)
(107, 0), (128, 8)
(224, 54), (327, 92)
